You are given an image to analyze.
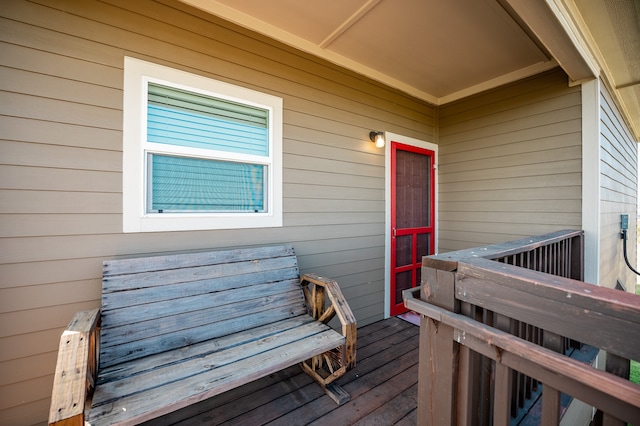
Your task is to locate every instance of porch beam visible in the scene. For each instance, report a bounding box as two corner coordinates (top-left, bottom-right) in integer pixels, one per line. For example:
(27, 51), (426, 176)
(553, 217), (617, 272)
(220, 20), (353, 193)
(501, 0), (598, 82)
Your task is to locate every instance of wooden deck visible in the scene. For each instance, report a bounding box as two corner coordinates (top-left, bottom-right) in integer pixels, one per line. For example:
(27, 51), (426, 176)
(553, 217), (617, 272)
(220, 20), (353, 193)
(143, 317), (419, 426)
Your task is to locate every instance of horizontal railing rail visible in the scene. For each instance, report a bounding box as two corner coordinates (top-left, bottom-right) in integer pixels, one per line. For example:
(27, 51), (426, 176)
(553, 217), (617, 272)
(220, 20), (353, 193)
(405, 230), (640, 425)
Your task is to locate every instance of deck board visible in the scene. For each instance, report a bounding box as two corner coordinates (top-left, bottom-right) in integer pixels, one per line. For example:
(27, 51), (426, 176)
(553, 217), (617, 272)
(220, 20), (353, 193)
(143, 317), (419, 426)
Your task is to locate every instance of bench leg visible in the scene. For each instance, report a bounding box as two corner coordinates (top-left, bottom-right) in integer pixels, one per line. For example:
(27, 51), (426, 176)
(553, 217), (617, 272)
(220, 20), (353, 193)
(324, 383), (350, 405)
(300, 359), (350, 405)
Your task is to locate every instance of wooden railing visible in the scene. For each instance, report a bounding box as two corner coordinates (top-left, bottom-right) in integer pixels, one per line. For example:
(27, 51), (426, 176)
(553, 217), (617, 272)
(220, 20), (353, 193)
(404, 230), (640, 425)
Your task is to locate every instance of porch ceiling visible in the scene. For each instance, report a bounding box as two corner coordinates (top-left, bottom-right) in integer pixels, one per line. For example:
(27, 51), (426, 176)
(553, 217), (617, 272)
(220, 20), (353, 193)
(181, 0), (640, 140)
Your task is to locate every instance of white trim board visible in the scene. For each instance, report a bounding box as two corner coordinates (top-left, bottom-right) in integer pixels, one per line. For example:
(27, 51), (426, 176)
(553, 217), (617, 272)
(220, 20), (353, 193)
(581, 78), (601, 285)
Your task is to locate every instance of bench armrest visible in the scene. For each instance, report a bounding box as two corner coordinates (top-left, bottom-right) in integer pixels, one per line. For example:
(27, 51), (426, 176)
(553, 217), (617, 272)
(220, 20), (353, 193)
(49, 308), (100, 426)
(301, 274), (356, 368)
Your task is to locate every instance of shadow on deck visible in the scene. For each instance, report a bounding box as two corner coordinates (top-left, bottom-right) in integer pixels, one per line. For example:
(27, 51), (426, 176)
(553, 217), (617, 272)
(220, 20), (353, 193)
(145, 317), (419, 426)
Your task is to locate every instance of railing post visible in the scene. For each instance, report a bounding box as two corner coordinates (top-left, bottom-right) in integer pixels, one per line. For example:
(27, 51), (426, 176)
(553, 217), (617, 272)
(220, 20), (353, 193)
(417, 262), (459, 425)
(569, 232), (584, 281)
(593, 282), (631, 426)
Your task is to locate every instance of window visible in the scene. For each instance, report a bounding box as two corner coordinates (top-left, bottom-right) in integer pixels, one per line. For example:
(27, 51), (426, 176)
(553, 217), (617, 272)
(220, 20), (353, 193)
(123, 57), (283, 232)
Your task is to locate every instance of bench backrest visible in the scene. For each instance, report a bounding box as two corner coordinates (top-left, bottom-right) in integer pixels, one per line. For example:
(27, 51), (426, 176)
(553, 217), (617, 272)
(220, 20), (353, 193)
(99, 245), (304, 369)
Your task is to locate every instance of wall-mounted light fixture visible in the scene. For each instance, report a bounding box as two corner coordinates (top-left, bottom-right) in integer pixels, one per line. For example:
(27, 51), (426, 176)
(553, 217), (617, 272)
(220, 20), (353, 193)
(369, 131), (385, 148)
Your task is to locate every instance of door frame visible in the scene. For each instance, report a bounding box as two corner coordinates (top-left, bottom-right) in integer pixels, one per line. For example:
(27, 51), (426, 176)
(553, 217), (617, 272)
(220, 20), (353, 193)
(384, 132), (438, 318)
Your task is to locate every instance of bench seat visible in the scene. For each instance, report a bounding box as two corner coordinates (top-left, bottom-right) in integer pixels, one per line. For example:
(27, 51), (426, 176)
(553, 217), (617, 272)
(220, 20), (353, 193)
(49, 245), (356, 426)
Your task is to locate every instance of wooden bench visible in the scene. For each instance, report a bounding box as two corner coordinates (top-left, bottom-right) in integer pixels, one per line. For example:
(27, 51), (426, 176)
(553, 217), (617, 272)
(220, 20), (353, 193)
(48, 245), (356, 425)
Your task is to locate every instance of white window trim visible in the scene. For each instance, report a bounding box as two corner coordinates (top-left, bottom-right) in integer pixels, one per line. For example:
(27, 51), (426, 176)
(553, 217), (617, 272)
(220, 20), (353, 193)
(123, 57), (283, 233)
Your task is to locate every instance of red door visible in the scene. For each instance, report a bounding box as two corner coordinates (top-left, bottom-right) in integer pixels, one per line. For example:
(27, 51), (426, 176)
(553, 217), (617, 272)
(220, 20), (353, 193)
(390, 142), (435, 316)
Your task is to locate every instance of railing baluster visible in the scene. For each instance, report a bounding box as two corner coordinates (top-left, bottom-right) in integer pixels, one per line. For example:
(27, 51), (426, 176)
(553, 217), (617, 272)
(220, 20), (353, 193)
(480, 308), (493, 425)
(458, 301), (477, 426)
(494, 363), (511, 426)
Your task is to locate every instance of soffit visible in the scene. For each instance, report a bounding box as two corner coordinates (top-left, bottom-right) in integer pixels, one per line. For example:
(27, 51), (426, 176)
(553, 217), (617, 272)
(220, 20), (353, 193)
(180, 0), (557, 104)
(179, 0), (640, 140)
(572, 0), (640, 139)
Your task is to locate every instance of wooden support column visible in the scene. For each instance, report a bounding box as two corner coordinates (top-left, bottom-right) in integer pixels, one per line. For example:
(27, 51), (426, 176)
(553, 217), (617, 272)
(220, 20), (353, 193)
(417, 264), (459, 425)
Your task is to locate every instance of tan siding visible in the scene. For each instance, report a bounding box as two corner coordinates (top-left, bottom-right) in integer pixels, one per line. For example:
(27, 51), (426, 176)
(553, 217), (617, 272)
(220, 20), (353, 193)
(440, 146), (581, 175)
(0, 281), (101, 313)
(0, 116), (122, 151)
(438, 70), (578, 122)
(1, 166), (120, 192)
(0, 190), (122, 214)
(0, 377), (52, 425)
(0, 331), (63, 370)
(438, 69), (583, 251)
(0, 141), (121, 172)
(0, 258), (105, 289)
(0, 352), (56, 390)
(438, 186), (580, 202)
(1, 91), (121, 129)
(0, 65), (122, 108)
(0, 214), (121, 237)
(0, 35), (123, 87)
(598, 82), (638, 290)
(1, 0), (435, 422)
(438, 159), (581, 184)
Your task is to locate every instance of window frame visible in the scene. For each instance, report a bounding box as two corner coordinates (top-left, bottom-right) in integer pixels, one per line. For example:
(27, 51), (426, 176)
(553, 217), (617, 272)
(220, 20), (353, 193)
(123, 57), (283, 233)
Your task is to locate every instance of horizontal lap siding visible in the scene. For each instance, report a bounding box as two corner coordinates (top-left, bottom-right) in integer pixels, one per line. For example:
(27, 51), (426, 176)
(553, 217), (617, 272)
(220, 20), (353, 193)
(0, 0), (436, 423)
(437, 69), (582, 251)
(598, 82), (638, 290)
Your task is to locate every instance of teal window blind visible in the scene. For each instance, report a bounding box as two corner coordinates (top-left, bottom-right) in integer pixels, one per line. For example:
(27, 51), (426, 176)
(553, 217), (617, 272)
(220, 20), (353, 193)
(147, 83), (269, 156)
(145, 83), (271, 213)
(148, 154), (265, 213)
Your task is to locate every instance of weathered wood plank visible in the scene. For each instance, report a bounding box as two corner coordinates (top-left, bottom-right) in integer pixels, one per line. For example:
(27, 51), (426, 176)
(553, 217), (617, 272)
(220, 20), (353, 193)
(88, 330), (346, 425)
(103, 245), (295, 277)
(101, 279), (302, 327)
(99, 299), (308, 368)
(100, 289), (304, 346)
(102, 255), (299, 293)
(102, 267), (300, 310)
(94, 321), (343, 406)
(97, 315), (318, 383)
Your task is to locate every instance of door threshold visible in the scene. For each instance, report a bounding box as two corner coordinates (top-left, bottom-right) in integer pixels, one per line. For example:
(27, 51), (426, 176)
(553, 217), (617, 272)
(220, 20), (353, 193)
(397, 311), (420, 326)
